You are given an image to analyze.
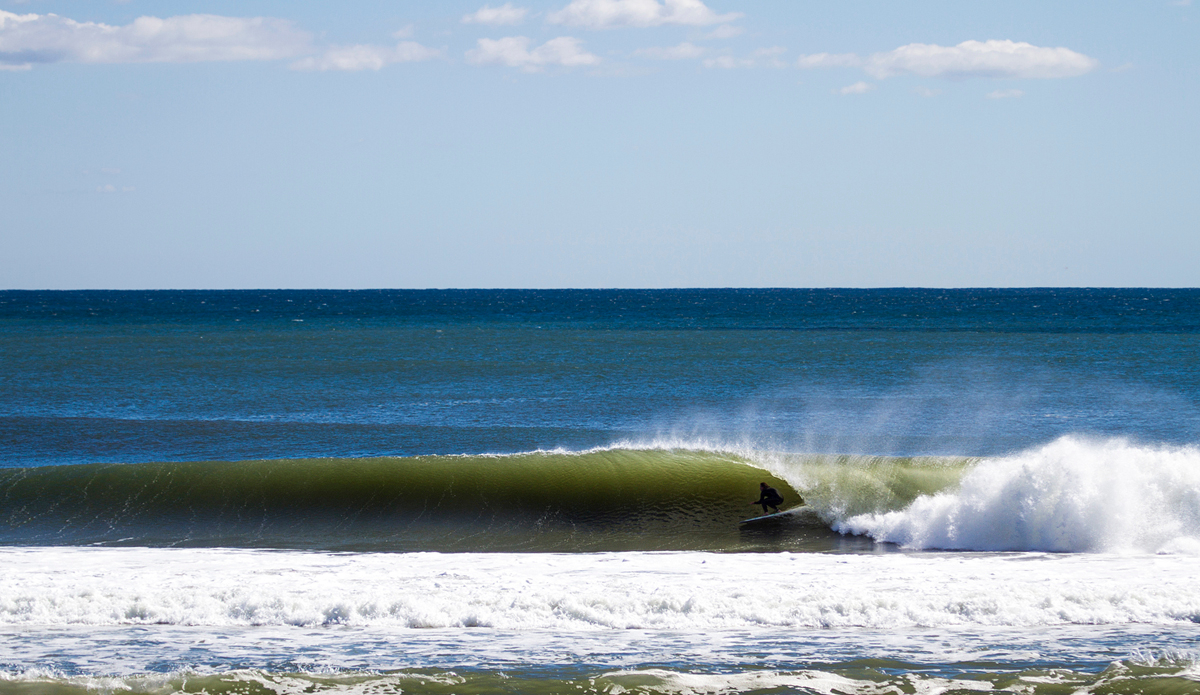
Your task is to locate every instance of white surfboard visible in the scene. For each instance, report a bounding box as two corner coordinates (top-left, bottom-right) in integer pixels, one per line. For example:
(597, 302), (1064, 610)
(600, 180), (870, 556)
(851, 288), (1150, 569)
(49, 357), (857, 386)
(739, 507), (803, 524)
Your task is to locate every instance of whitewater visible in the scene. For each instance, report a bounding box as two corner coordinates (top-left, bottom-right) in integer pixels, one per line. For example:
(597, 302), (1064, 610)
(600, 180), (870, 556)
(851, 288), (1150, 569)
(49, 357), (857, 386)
(831, 435), (1200, 553)
(4, 545), (1200, 693)
(4, 547), (1200, 631)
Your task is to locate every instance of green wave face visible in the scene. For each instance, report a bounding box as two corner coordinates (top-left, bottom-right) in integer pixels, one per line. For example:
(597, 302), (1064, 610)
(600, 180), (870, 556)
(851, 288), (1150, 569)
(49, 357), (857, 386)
(769, 453), (973, 520)
(0, 449), (969, 552)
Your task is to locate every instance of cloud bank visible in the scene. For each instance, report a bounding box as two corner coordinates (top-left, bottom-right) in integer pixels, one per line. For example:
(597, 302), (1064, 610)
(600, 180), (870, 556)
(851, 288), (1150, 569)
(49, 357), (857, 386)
(291, 42), (442, 71)
(0, 10), (309, 68)
(797, 40), (1098, 80)
(634, 41), (705, 60)
(1, 10), (1098, 87)
(462, 4), (529, 26)
(547, 0), (741, 29)
(467, 36), (599, 71)
(702, 46), (787, 70)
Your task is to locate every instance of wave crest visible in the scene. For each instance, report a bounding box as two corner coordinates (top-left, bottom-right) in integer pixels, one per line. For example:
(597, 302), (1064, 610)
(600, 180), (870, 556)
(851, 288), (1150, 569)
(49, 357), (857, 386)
(836, 437), (1200, 553)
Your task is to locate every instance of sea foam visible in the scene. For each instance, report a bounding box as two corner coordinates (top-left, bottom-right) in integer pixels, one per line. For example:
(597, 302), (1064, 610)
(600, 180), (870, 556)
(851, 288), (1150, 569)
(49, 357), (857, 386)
(835, 436), (1200, 552)
(2, 548), (1198, 630)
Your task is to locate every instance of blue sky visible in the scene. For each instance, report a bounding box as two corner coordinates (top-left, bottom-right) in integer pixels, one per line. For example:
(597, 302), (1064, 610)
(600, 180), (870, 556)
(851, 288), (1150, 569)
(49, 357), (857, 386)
(1, 1), (1196, 288)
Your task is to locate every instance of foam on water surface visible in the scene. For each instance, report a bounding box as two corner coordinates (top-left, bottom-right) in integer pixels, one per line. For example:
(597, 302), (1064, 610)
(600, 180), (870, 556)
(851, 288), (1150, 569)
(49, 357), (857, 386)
(4, 547), (1200, 692)
(3, 623), (1200, 694)
(834, 436), (1200, 552)
(3, 547), (1199, 630)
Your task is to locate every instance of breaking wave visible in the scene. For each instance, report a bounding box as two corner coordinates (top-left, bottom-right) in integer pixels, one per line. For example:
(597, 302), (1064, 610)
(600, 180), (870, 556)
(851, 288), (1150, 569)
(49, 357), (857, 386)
(2, 435), (1197, 553)
(837, 436), (1200, 553)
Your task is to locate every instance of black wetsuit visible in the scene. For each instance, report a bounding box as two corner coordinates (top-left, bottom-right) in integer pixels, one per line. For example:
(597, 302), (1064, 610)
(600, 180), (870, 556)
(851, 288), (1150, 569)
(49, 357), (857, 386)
(756, 487), (784, 513)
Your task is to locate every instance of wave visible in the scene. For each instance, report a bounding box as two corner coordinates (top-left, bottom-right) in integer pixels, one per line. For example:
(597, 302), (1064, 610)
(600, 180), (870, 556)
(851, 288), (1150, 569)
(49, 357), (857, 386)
(0, 445), (964, 552)
(2, 436), (1197, 553)
(837, 436), (1200, 553)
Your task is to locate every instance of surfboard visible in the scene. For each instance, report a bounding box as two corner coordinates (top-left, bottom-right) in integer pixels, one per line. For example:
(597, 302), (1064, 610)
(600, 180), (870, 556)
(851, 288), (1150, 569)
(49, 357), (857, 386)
(739, 507), (803, 524)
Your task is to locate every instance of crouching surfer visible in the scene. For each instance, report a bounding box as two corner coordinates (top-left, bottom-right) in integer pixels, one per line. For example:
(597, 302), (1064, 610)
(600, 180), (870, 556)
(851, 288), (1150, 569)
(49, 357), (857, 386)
(751, 482), (785, 514)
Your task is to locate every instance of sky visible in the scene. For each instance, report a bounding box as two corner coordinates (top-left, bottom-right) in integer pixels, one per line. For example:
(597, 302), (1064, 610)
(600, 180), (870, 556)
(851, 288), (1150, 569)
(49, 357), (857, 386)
(1, 0), (1196, 289)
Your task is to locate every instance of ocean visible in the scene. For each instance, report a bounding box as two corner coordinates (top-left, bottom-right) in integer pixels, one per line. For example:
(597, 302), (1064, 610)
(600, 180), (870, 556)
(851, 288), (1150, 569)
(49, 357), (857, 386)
(1, 288), (1199, 694)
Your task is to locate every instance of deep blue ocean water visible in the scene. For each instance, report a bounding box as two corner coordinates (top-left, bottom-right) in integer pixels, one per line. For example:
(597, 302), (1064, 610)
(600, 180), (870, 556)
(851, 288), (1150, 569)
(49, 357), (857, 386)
(3, 289), (1198, 467)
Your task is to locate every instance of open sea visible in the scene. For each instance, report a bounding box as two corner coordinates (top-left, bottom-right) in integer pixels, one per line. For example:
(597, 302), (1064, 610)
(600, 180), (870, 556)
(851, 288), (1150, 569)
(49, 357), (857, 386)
(2, 288), (1200, 694)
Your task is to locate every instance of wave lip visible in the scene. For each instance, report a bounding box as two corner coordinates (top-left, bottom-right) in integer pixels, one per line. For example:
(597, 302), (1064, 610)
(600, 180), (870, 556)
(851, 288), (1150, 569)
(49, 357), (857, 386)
(837, 436), (1200, 553)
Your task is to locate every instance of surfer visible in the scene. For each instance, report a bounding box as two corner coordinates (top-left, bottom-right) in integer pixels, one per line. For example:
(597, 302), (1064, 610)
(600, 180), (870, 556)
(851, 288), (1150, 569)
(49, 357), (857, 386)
(751, 482), (784, 514)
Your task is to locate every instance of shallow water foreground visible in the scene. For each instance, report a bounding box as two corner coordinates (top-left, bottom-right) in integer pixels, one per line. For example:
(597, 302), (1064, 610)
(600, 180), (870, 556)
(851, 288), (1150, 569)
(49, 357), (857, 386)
(2, 548), (1199, 693)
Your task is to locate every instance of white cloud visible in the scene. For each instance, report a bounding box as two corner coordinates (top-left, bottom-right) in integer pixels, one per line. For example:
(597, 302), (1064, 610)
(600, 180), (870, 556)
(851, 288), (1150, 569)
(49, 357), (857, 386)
(702, 24), (742, 39)
(462, 4), (529, 26)
(703, 46), (785, 69)
(866, 40), (1097, 79)
(634, 41), (705, 60)
(466, 36), (599, 71)
(986, 88), (1024, 99)
(753, 46), (787, 65)
(0, 10), (310, 66)
(547, 0), (741, 29)
(702, 54), (750, 69)
(291, 42), (442, 71)
(914, 86), (941, 97)
(796, 52), (861, 69)
(797, 40), (1097, 81)
(839, 81), (874, 95)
